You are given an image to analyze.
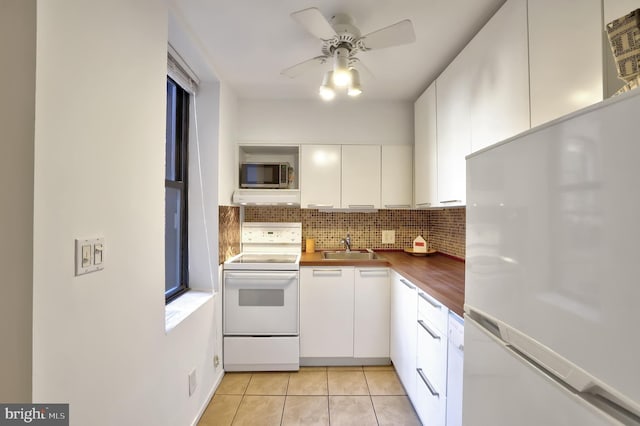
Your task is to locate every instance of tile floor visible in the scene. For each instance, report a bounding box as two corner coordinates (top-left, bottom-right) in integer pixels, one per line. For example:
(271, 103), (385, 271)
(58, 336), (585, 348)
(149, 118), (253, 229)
(198, 365), (422, 426)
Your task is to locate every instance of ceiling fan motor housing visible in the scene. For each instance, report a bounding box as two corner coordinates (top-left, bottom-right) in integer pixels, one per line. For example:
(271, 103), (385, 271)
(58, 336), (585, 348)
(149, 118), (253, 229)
(321, 13), (361, 56)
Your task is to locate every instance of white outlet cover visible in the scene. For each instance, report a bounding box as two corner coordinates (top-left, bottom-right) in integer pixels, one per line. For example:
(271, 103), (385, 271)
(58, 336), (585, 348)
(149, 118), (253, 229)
(382, 230), (395, 244)
(188, 370), (197, 396)
(75, 237), (105, 276)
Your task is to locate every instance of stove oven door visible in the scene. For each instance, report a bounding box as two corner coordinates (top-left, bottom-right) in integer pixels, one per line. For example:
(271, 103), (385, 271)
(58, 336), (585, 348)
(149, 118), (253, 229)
(223, 270), (299, 335)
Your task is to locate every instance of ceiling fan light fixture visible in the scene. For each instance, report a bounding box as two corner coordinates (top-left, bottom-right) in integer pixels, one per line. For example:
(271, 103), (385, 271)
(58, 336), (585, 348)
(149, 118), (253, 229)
(332, 48), (352, 87)
(347, 69), (362, 97)
(319, 70), (336, 101)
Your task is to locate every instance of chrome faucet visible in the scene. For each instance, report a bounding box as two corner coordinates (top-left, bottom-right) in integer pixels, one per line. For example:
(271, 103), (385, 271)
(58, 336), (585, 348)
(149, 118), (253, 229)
(340, 234), (352, 252)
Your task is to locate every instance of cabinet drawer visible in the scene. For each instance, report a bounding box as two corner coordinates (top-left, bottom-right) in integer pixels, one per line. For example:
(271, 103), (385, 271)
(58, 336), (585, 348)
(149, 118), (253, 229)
(417, 290), (448, 334)
(415, 368), (447, 426)
(416, 314), (447, 393)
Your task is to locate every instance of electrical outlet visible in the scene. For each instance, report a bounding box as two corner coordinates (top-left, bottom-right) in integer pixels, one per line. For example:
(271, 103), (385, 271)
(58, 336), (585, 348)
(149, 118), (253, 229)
(382, 230), (395, 244)
(188, 369), (197, 396)
(214, 355), (220, 368)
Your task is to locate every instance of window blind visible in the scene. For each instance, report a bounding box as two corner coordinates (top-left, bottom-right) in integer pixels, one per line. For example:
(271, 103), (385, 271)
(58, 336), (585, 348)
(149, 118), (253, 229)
(168, 44), (199, 94)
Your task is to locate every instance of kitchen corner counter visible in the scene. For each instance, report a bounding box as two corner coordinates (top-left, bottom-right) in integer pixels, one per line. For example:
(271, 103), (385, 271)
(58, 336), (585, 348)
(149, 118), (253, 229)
(300, 250), (465, 317)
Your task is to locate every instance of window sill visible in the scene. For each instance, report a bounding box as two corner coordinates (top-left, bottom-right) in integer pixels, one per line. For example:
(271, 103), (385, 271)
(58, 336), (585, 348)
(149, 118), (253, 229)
(165, 290), (214, 333)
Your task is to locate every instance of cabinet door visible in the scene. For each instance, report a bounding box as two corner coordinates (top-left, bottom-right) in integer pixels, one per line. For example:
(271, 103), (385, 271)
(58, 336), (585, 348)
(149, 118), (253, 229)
(469, 0), (530, 151)
(529, 0), (602, 127)
(390, 271), (418, 400)
(341, 145), (381, 208)
(414, 82), (438, 208)
(381, 145), (413, 209)
(300, 145), (341, 208)
(300, 267), (354, 357)
(436, 46), (472, 206)
(354, 268), (390, 358)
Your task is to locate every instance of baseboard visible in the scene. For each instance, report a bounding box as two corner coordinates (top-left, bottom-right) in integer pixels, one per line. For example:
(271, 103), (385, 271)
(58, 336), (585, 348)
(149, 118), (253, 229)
(190, 369), (224, 426)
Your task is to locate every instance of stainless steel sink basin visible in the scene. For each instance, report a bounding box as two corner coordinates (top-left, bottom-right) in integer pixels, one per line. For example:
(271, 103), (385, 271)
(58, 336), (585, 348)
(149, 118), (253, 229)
(322, 251), (382, 260)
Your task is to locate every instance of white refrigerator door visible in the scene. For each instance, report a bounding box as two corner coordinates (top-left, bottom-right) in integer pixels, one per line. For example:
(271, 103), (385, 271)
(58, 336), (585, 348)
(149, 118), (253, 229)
(463, 318), (623, 426)
(465, 90), (640, 416)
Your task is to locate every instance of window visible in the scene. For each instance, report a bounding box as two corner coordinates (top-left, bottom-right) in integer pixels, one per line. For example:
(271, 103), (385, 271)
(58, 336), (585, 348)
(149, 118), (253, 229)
(165, 77), (189, 302)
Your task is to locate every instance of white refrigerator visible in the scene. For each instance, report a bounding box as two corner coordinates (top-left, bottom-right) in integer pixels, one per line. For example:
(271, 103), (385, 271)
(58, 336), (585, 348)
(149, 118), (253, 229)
(464, 89), (640, 425)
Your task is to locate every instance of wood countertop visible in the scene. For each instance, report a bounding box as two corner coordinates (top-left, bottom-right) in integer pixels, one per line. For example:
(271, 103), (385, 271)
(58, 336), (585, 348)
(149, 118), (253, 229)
(300, 250), (465, 317)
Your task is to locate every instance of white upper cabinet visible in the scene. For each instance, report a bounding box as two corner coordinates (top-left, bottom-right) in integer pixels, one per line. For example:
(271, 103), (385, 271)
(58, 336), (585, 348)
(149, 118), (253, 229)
(342, 145), (381, 209)
(529, 0), (603, 127)
(436, 44), (473, 206)
(381, 145), (413, 209)
(414, 82), (438, 209)
(469, 0), (530, 151)
(603, 0), (640, 97)
(300, 145), (341, 208)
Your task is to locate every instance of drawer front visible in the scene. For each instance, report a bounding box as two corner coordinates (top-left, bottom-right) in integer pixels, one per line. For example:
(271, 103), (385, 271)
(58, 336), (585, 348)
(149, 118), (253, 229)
(417, 290), (448, 334)
(416, 315), (448, 392)
(415, 368), (447, 426)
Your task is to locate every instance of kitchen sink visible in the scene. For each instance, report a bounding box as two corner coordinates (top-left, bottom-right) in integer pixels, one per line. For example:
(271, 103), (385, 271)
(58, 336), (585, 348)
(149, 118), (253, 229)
(322, 251), (382, 260)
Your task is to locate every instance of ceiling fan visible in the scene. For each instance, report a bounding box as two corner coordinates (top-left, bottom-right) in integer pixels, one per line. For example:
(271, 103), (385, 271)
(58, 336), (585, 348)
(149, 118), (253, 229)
(281, 7), (416, 100)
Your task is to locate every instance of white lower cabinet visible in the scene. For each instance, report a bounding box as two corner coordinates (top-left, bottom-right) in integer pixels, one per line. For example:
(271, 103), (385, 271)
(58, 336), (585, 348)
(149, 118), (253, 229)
(300, 266), (390, 362)
(300, 267), (354, 358)
(354, 268), (390, 358)
(415, 290), (449, 425)
(390, 271), (461, 425)
(390, 271), (418, 400)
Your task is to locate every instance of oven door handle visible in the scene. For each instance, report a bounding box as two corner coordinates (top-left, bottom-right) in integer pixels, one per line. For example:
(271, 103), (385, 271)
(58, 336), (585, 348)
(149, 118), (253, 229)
(224, 272), (298, 281)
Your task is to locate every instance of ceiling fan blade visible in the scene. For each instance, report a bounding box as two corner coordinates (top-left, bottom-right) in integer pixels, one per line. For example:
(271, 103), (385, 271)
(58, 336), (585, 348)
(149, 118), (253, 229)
(281, 56), (329, 78)
(350, 58), (375, 80)
(290, 7), (337, 40)
(361, 19), (416, 50)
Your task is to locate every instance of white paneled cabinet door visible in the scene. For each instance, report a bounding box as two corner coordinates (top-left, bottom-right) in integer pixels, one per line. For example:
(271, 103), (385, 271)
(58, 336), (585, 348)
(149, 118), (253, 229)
(381, 145), (413, 209)
(341, 145), (381, 209)
(300, 267), (354, 358)
(300, 145), (341, 209)
(529, 0), (603, 127)
(414, 82), (438, 209)
(354, 268), (390, 358)
(390, 271), (418, 400)
(468, 0), (530, 151)
(436, 45), (472, 206)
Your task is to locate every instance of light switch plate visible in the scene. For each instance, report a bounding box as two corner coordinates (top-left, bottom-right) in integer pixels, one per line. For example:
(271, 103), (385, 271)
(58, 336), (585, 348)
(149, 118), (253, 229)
(382, 230), (395, 244)
(75, 237), (105, 276)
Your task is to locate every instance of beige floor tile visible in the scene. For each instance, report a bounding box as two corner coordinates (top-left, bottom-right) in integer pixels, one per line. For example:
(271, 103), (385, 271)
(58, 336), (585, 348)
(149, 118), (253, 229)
(245, 372), (290, 395)
(371, 395), (422, 426)
(282, 396), (329, 426)
(327, 366), (363, 371)
(287, 371), (328, 395)
(216, 373), (252, 395)
(364, 370), (406, 395)
(328, 370), (369, 395)
(198, 395), (242, 426)
(328, 396), (378, 426)
(232, 395), (285, 426)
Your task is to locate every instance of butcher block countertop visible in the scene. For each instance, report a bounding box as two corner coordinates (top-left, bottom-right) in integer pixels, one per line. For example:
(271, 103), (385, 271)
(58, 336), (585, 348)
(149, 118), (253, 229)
(300, 250), (465, 317)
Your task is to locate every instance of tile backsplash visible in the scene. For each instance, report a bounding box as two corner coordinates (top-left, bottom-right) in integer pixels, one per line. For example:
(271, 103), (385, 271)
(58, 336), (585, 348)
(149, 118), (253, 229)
(243, 207), (466, 259)
(219, 205), (241, 264)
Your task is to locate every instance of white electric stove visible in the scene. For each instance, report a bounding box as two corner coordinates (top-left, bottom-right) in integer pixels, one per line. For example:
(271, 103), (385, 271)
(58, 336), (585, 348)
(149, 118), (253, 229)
(223, 222), (302, 371)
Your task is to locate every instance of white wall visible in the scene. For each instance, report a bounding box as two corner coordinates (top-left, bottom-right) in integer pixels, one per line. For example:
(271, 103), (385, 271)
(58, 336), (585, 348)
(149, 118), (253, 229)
(0, 0), (35, 402)
(237, 99), (413, 145)
(32, 1), (219, 425)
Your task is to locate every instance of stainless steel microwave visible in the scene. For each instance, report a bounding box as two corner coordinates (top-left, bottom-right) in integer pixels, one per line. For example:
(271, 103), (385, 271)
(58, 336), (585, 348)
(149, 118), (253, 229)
(240, 162), (290, 188)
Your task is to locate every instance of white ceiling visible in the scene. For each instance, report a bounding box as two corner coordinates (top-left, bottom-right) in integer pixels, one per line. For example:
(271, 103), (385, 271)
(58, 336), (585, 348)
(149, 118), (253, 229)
(170, 0), (506, 102)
